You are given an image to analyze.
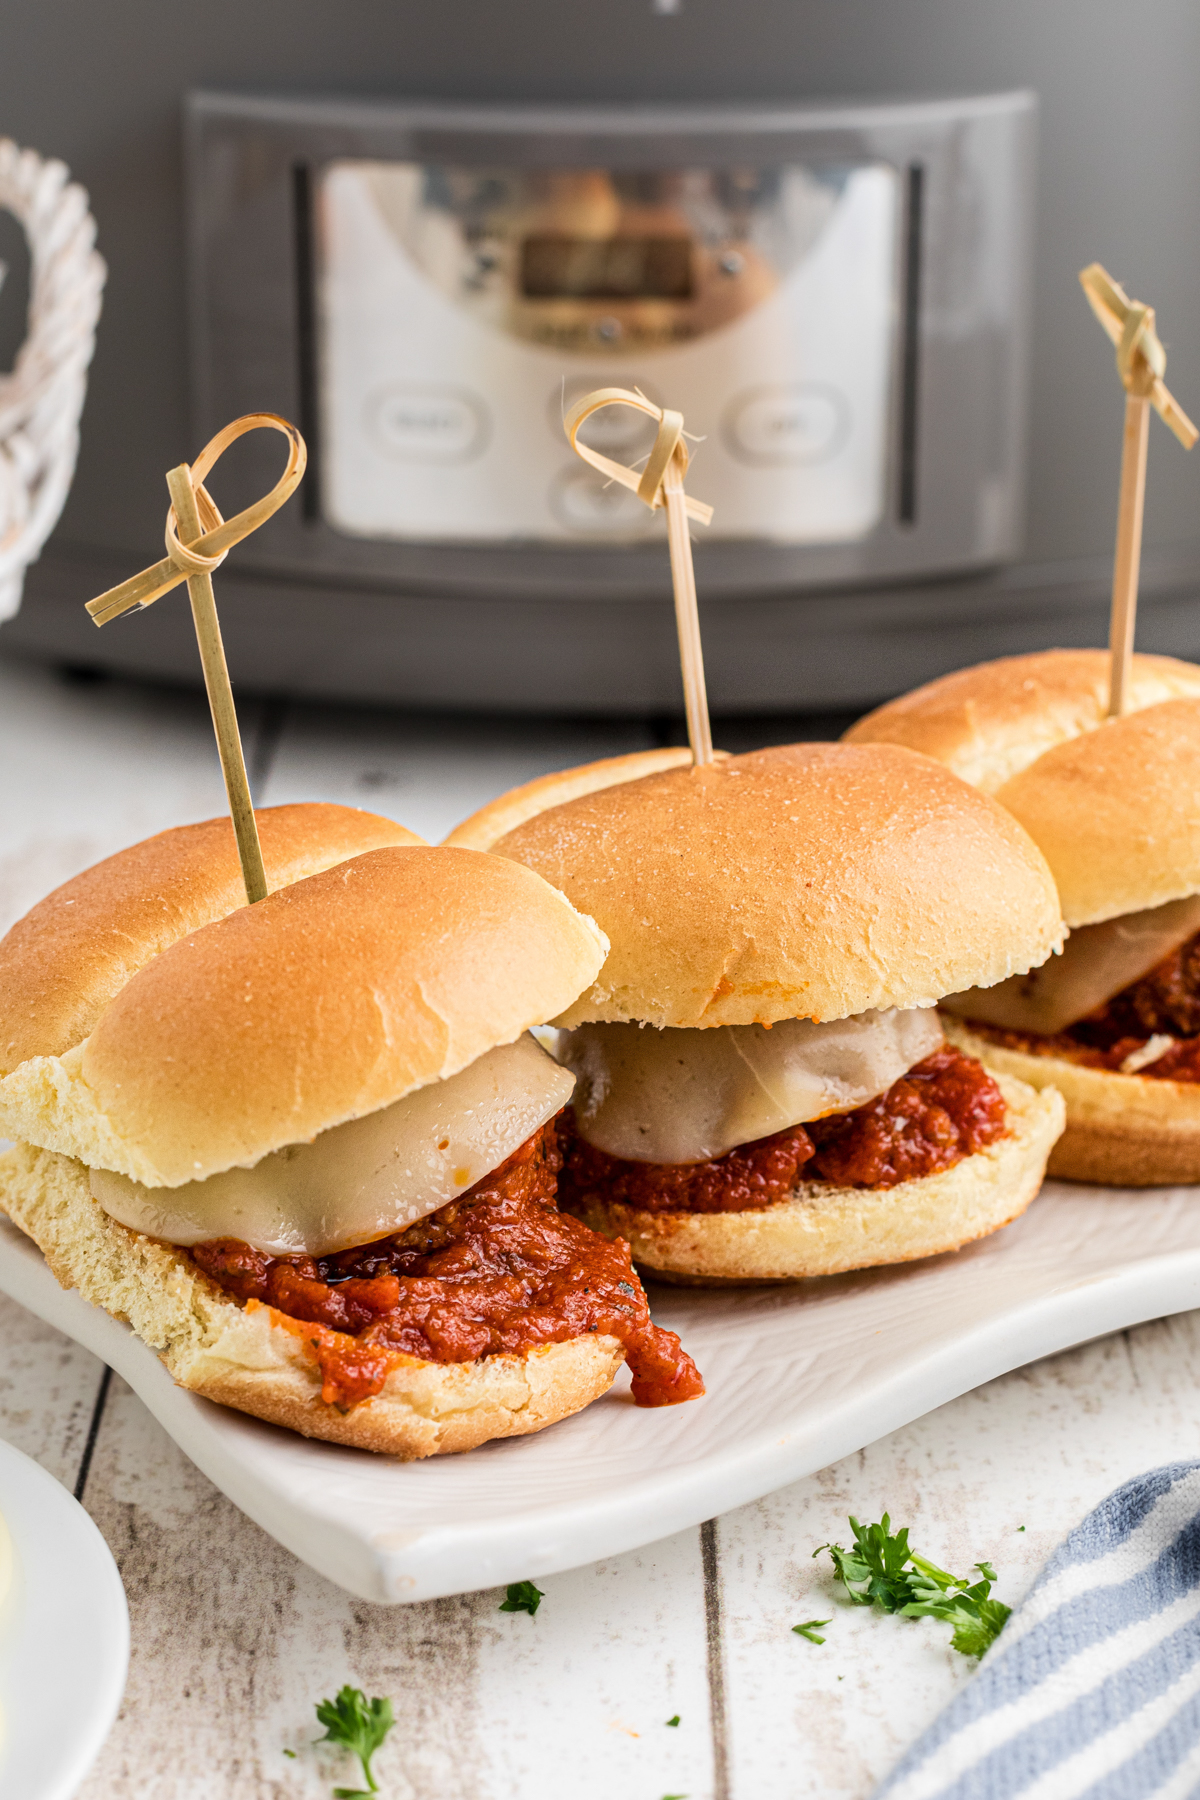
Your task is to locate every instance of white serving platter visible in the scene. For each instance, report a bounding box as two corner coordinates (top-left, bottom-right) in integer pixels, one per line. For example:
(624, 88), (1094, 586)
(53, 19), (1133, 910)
(0, 1434), (129, 1800)
(0, 1183), (1197, 1607)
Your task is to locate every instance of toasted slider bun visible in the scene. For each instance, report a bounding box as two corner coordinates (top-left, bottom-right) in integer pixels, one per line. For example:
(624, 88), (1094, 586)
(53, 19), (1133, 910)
(444, 747), (717, 851)
(569, 1072), (1064, 1282)
(943, 1017), (1200, 1187)
(0, 803), (425, 1076)
(844, 649), (1200, 794)
(1, 1142), (622, 1459)
(489, 743), (1063, 1030)
(993, 699), (1200, 928)
(0, 845), (609, 1188)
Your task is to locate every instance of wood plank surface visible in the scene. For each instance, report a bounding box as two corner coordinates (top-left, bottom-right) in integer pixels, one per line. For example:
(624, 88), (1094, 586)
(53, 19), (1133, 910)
(0, 1290), (105, 1491)
(4, 651), (1200, 1799)
(41, 1310), (1200, 1800)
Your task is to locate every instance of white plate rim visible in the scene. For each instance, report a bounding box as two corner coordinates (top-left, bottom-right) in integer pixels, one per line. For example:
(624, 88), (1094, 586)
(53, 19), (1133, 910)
(0, 1433), (129, 1800)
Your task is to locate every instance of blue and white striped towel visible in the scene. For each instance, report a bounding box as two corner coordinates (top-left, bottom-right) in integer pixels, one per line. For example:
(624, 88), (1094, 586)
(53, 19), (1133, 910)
(874, 1461), (1200, 1800)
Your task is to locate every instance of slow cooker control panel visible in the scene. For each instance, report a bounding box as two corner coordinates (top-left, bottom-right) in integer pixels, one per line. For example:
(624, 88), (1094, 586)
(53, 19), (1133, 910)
(318, 160), (896, 545)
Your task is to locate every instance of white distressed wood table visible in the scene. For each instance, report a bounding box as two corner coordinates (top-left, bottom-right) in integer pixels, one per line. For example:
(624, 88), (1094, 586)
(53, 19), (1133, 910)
(2, 649), (1199, 1800)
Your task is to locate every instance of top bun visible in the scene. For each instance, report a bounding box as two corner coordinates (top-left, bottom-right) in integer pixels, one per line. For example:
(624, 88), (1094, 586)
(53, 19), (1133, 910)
(491, 743), (1062, 1029)
(445, 747), (721, 850)
(844, 650), (1200, 793)
(996, 698), (1200, 927)
(0, 846), (608, 1186)
(0, 804), (425, 1076)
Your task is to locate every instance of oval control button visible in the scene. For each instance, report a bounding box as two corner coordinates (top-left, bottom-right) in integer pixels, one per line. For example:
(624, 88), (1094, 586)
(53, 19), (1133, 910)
(369, 385), (490, 464)
(550, 466), (657, 537)
(722, 383), (850, 467)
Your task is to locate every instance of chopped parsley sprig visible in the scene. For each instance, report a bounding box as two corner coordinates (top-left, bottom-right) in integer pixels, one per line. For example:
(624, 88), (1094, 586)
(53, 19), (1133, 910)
(813, 1513), (1012, 1658)
(314, 1685), (395, 1797)
(792, 1618), (832, 1645)
(499, 1579), (544, 1616)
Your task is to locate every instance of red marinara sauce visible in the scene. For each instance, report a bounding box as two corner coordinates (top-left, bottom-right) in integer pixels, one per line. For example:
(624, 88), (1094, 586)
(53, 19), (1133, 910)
(559, 1045), (1007, 1213)
(191, 1120), (703, 1412)
(1089, 929), (1200, 1042)
(806, 1044), (1006, 1187)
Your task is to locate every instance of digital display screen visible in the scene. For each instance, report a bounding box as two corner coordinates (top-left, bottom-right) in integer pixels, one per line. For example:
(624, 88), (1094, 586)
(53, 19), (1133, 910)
(520, 234), (693, 301)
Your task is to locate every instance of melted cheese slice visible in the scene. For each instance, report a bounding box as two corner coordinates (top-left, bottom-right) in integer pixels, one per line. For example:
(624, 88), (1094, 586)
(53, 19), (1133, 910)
(89, 1034), (574, 1256)
(554, 1008), (943, 1165)
(942, 894), (1200, 1037)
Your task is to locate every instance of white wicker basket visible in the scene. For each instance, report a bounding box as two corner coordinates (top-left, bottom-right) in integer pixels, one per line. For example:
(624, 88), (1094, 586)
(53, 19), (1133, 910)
(0, 139), (105, 622)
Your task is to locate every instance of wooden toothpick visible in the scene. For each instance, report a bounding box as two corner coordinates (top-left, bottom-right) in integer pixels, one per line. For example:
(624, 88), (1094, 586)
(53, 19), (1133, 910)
(1079, 265), (1197, 717)
(564, 388), (714, 764)
(86, 412), (306, 904)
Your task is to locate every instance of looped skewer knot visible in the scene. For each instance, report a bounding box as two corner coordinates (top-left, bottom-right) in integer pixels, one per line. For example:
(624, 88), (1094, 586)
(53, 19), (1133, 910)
(163, 477), (227, 577)
(564, 385), (714, 766)
(562, 387), (714, 525)
(84, 411), (308, 908)
(87, 412), (306, 626)
(1079, 264), (1198, 447)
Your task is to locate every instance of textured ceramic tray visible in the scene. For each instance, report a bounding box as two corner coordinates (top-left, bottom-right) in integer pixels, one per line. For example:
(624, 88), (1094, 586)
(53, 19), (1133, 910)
(0, 1182), (1197, 1606)
(0, 1434), (129, 1800)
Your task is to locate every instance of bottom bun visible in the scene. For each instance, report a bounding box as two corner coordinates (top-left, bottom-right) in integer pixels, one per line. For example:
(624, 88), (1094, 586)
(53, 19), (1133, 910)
(566, 1072), (1063, 1283)
(0, 1143), (623, 1458)
(943, 1016), (1200, 1187)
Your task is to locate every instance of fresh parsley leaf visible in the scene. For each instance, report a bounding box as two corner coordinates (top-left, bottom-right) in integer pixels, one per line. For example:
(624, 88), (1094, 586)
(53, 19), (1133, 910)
(792, 1618), (832, 1644)
(282, 1748), (296, 1759)
(499, 1579), (544, 1616)
(951, 1600), (1013, 1659)
(665, 1714), (681, 1726)
(314, 1685), (394, 1795)
(814, 1514), (920, 1613)
(814, 1515), (1011, 1659)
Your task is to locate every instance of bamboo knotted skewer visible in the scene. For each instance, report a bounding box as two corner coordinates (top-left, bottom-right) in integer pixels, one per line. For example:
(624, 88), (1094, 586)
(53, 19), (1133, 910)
(86, 412), (307, 904)
(1079, 264), (1197, 718)
(564, 387), (715, 766)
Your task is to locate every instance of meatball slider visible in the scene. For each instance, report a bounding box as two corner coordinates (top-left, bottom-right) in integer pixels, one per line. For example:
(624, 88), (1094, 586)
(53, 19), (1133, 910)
(847, 651), (1200, 1184)
(453, 743), (1066, 1283)
(0, 820), (702, 1455)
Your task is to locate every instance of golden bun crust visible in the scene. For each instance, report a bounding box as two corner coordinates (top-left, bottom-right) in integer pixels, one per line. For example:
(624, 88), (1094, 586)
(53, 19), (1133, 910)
(0, 847), (609, 1186)
(568, 1072), (1062, 1281)
(444, 748), (715, 850)
(0, 804), (425, 1075)
(491, 743), (1063, 1029)
(844, 650), (1200, 793)
(0, 1143), (623, 1458)
(994, 699), (1200, 926)
(943, 1015), (1200, 1185)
